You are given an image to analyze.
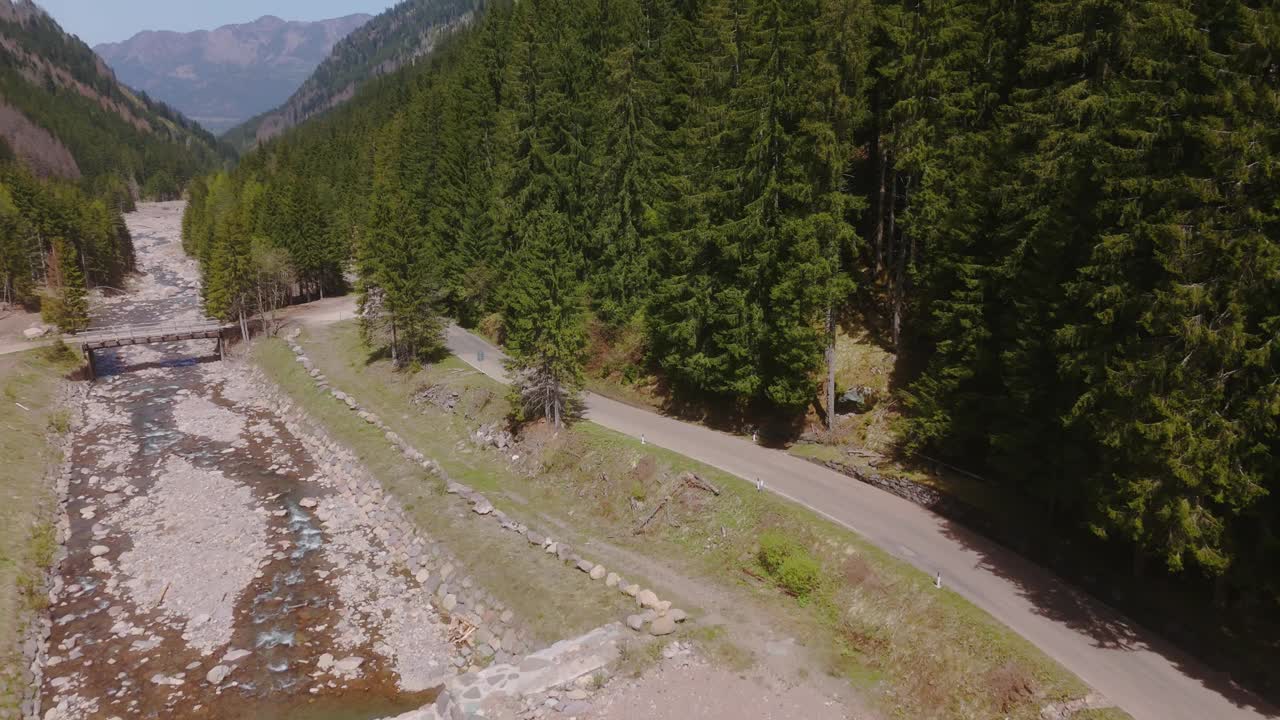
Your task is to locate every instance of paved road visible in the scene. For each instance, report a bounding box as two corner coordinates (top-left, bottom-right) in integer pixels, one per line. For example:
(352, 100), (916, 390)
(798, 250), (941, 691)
(441, 325), (1275, 720)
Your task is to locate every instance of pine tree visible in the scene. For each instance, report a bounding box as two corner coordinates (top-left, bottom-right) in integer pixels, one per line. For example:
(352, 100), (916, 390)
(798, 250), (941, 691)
(0, 183), (33, 307)
(50, 236), (88, 332)
(204, 201), (255, 339)
(502, 208), (587, 428)
(589, 0), (665, 324)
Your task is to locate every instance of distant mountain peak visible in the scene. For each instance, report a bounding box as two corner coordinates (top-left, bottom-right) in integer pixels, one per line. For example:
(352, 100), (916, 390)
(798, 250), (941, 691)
(95, 13), (373, 134)
(225, 0), (481, 152)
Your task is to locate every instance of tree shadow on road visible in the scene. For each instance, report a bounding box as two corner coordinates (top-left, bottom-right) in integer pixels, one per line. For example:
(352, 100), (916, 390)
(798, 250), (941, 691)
(935, 517), (1280, 717)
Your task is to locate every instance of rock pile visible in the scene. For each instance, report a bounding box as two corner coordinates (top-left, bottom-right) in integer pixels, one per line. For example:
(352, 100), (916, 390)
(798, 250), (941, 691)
(470, 423), (514, 451)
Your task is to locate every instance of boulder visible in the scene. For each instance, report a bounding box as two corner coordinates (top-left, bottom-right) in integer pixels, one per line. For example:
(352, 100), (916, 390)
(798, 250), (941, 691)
(575, 559), (595, 574)
(206, 665), (231, 685)
(626, 615), (645, 632)
(589, 565), (607, 581)
(650, 615), (677, 636)
(22, 326), (47, 340)
(334, 656), (365, 673)
(622, 584), (640, 597)
(636, 589), (660, 609)
(605, 572), (620, 588)
(668, 609), (688, 623)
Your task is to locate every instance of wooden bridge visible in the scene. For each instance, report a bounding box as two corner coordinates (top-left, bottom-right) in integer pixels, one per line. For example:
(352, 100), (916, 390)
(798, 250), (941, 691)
(69, 319), (231, 379)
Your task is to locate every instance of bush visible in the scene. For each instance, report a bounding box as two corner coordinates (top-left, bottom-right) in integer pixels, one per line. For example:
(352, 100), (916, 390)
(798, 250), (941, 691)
(757, 530), (824, 601)
(777, 554), (823, 599)
(41, 339), (77, 365)
(758, 531), (801, 574)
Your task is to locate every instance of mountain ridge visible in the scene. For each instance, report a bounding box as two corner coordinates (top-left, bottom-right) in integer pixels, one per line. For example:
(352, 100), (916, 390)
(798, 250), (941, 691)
(223, 0), (480, 152)
(95, 13), (373, 134)
(0, 0), (227, 193)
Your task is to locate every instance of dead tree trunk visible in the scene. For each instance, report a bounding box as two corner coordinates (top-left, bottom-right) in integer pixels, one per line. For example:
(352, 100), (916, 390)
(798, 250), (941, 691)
(825, 303), (837, 431)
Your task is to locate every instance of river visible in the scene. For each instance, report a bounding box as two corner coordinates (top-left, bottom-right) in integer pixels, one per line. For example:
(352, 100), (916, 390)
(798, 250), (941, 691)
(38, 202), (449, 720)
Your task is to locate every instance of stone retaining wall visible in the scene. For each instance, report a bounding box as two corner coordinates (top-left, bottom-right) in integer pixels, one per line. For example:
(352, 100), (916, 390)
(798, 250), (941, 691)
(252, 365), (533, 671)
(806, 456), (1015, 547)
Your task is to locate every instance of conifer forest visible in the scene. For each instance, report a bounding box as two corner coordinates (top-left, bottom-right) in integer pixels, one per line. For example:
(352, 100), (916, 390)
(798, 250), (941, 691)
(183, 0), (1280, 689)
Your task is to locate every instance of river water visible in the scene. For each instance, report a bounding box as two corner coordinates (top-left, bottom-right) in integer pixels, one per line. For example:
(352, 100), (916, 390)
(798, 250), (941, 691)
(38, 202), (447, 720)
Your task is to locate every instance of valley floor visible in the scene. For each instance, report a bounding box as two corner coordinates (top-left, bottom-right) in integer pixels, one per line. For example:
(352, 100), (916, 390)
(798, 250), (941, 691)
(281, 297), (1274, 720)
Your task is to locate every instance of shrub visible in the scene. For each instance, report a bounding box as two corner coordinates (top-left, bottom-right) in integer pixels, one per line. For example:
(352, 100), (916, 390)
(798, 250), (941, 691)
(41, 339), (77, 364)
(777, 554), (823, 599)
(46, 409), (70, 434)
(757, 530), (825, 601)
(758, 530), (800, 574)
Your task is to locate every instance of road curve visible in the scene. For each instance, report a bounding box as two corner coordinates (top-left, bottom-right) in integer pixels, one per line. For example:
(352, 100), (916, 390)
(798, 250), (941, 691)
(440, 324), (1276, 720)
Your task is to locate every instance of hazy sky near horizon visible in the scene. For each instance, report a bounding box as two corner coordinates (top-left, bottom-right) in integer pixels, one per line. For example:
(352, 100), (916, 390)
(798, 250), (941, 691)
(38, 1), (397, 47)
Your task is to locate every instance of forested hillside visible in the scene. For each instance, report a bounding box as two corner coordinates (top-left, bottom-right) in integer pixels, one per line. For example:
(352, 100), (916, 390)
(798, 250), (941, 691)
(222, 0), (481, 152)
(186, 0), (1280, 694)
(0, 0), (229, 194)
(0, 0), (226, 327)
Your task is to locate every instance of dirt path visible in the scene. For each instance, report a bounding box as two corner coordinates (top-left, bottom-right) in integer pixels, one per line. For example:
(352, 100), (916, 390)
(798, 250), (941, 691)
(38, 203), (456, 720)
(0, 307), (51, 356)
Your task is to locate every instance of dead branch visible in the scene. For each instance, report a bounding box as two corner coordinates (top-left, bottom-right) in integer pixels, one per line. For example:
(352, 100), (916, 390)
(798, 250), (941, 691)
(634, 484), (683, 535)
(680, 471), (720, 495)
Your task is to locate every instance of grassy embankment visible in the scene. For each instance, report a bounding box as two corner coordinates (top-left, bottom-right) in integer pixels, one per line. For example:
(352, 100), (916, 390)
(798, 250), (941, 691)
(0, 344), (77, 714)
(258, 321), (1129, 720)
(583, 313), (1030, 530)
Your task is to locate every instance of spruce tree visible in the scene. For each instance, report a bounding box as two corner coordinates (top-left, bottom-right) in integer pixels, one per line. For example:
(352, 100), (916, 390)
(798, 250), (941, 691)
(51, 237), (89, 332)
(502, 208), (587, 428)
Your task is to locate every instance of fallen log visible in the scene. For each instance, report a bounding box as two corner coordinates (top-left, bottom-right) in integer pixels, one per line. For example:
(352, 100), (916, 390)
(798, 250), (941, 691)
(634, 481), (683, 535)
(680, 471), (720, 495)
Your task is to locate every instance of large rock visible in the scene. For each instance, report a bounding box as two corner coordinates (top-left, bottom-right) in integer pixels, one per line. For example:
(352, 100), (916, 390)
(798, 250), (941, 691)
(636, 589), (660, 609)
(22, 326), (47, 339)
(589, 565), (607, 581)
(206, 666), (231, 685)
(334, 656), (365, 673)
(650, 615), (677, 636)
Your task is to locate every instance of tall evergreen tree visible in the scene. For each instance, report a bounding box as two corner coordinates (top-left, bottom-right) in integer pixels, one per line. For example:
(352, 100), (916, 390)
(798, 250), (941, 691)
(503, 209), (588, 428)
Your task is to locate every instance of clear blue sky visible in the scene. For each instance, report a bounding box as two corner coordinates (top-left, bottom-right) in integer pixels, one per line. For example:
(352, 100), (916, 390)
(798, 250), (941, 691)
(38, 0), (397, 47)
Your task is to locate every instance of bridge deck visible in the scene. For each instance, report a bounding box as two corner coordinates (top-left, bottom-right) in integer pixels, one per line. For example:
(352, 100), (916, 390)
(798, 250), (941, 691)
(71, 320), (229, 350)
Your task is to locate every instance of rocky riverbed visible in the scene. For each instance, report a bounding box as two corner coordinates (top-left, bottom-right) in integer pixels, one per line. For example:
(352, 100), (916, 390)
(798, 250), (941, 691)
(35, 203), (460, 720)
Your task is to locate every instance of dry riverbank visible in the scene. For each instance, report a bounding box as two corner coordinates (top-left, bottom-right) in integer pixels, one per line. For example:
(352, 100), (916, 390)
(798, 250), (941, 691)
(32, 203), (501, 720)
